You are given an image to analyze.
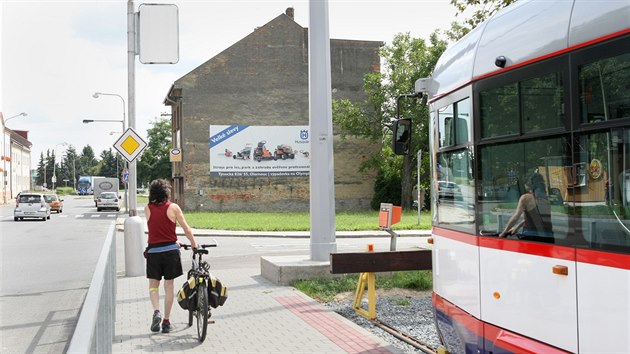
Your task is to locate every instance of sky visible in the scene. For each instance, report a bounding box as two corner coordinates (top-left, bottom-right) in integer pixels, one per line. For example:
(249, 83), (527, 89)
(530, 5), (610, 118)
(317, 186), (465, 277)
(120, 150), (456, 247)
(1, 0), (461, 169)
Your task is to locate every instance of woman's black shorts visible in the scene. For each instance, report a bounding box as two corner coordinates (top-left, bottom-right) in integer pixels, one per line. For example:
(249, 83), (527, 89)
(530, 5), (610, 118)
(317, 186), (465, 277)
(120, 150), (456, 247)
(146, 249), (183, 280)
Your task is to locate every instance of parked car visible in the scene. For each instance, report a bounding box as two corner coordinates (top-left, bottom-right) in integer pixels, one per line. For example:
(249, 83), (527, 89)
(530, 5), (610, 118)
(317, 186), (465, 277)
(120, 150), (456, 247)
(14, 193), (51, 221)
(96, 192), (120, 212)
(44, 194), (64, 213)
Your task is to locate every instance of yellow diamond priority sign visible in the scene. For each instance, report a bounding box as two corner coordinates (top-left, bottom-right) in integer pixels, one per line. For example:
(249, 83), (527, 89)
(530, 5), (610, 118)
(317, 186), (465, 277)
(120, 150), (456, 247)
(114, 128), (148, 162)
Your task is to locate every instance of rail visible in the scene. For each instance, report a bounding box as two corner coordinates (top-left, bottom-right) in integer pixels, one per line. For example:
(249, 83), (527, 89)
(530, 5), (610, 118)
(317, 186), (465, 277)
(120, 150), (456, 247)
(67, 222), (117, 353)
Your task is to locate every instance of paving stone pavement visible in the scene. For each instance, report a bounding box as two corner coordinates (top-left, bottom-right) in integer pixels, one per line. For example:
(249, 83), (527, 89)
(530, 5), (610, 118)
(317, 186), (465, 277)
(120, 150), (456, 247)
(113, 265), (404, 354)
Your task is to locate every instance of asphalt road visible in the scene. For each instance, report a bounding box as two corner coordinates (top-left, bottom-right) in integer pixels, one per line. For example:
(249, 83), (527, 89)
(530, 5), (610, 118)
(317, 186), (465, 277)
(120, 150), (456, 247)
(1, 195), (429, 353)
(0, 195), (115, 353)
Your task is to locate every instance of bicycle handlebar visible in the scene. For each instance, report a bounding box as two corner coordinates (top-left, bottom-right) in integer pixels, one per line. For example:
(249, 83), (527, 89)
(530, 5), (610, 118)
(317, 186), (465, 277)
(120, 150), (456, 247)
(180, 243), (218, 250)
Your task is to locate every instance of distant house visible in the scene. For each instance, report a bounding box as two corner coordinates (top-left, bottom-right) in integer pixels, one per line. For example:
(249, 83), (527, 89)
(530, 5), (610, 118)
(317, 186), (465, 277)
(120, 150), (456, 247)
(164, 8), (382, 212)
(1, 112), (32, 202)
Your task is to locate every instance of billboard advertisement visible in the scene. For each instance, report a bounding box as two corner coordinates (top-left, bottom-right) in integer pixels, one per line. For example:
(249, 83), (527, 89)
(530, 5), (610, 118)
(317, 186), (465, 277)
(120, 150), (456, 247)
(209, 125), (310, 177)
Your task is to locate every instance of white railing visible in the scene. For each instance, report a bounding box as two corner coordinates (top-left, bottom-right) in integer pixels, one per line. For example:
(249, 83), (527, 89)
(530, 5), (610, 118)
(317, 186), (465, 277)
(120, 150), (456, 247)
(67, 222), (117, 353)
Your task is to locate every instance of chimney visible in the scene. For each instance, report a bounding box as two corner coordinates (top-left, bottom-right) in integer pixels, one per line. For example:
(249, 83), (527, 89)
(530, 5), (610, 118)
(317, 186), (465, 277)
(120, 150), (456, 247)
(285, 7), (294, 20)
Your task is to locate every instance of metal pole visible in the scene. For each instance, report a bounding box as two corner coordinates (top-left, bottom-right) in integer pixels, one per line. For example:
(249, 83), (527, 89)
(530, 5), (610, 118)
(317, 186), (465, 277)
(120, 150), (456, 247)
(417, 150), (421, 225)
(308, 0), (337, 261)
(2, 124), (6, 203)
(127, 0), (137, 217)
(124, 0), (144, 277)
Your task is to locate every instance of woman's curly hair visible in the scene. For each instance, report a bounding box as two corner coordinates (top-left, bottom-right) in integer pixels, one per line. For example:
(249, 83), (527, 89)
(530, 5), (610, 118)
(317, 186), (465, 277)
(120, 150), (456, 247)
(149, 179), (171, 204)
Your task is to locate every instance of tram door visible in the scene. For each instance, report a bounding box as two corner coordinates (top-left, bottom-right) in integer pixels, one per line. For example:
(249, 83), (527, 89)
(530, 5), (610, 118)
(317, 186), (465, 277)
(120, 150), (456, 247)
(574, 129), (630, 353)
(479, 246), (578, 353)
(479, 138), (578, 352)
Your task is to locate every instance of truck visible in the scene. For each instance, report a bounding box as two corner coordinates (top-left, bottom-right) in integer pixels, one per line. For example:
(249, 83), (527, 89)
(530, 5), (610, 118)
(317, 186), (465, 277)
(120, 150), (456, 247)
(92, 177), (120, 207)
(77, 176), (103, 196)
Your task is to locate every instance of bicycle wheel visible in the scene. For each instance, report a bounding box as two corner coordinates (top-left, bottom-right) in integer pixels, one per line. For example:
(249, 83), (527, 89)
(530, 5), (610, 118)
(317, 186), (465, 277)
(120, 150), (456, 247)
(196, 280), (209, 342)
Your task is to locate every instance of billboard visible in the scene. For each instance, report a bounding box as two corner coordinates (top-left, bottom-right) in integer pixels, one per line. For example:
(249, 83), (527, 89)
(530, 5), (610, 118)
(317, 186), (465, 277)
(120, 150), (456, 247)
(209, 125), (310, 177)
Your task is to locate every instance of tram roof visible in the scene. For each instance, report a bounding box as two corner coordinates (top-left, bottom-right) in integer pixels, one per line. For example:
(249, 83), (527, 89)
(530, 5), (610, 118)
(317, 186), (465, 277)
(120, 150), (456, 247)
(426, 0), (630, 100)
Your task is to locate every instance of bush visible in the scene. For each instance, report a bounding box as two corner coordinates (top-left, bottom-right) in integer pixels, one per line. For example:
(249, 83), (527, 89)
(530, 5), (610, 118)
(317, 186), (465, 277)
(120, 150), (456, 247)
(371, 169), (402, 210)
(55, 187), (74, 196)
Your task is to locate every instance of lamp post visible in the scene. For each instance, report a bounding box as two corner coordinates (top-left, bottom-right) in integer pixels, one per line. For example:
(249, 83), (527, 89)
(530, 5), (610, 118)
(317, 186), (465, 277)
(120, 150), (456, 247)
(92, 91), (129, 213)
(2, 112), (27, 204)
(82, 118), (128, 213)
(93, 92), (126, 131)
(52, 142), (68, 191)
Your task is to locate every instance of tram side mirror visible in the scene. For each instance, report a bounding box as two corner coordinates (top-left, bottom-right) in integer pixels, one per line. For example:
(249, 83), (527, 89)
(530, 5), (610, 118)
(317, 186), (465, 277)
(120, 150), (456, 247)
(393, 118), (412, 155)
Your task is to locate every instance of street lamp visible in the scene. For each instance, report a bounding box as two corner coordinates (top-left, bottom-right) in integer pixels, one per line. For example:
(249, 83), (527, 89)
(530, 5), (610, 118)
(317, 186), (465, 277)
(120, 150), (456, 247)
(2, 112), (27, 204)
(52, 142), (68, 191)
(82, 118), (128, 213)
(82, 119), (125, 130)
(92, 92), (126, 130)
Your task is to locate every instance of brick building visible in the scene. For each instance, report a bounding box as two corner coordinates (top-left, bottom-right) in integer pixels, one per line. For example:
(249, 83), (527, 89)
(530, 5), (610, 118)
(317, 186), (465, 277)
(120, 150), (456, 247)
(164, 8), (382, 212)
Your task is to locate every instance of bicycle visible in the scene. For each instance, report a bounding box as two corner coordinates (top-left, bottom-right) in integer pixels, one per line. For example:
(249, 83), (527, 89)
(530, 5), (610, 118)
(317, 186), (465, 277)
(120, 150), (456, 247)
(181, 243), (217, 342)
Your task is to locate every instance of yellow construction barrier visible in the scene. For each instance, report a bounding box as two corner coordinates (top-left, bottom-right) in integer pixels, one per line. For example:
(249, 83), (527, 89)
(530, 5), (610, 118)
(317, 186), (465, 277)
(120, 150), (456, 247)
(352, 244), (377, 320)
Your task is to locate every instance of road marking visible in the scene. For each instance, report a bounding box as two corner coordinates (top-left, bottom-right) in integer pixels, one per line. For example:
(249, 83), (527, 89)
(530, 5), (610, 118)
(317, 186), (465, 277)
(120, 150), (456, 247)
(91, 215), (101, 218)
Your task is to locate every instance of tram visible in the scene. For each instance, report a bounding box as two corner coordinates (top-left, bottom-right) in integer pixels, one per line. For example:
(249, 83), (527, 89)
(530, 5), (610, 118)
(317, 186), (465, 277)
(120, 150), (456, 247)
(395, 0), (629, 352)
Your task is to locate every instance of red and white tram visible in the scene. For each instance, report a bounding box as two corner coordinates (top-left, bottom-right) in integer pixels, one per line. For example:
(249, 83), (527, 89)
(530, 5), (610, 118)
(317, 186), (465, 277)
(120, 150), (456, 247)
(400, 0), (630, 352)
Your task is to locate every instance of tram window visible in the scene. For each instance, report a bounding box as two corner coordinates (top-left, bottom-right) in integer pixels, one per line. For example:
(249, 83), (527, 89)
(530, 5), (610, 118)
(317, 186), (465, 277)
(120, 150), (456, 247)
(438, 104), (454, 147)
(576, 128), (630, 254)
(480, 83), (518, 138)
(579, 52), (630, 123)
(480, 71), (564, 138)
(478, 137), (570, 244)
(438, 98), (471, 147)
(522, 72), (564, 133)
(436, 148), (474, 232)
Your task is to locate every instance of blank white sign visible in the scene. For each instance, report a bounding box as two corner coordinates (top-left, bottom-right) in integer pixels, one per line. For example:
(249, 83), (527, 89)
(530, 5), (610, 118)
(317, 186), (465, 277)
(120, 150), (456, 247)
(138, 4), (179, 64)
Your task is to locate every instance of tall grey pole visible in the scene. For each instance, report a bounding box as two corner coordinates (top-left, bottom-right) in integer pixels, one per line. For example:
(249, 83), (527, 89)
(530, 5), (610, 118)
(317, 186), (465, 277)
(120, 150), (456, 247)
(124, 0), (144, 277)
(127, 0), (137, 217)
(417, 150), (421, 224)
(308, 0), (337, 261)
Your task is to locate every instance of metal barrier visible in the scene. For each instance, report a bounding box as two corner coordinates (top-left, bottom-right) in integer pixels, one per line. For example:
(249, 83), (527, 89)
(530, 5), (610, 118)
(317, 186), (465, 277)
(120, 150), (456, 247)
(67, 222), (117, 354)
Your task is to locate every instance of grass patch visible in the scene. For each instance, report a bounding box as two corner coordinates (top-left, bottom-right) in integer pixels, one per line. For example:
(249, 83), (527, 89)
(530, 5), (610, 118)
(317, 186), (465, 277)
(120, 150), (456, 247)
(292, 271), (432, 302)
(54, 187), (74, 196)
(184, 210), (431, 231)
(394, 298), (411, 306)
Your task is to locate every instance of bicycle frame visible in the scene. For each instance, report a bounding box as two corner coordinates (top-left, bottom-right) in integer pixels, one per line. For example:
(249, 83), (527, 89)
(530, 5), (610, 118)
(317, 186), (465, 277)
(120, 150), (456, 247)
(181, 243), (217, 342)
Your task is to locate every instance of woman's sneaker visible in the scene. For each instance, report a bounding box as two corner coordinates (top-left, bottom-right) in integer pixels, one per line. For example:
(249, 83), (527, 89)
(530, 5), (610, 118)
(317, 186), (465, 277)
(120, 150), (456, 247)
(150, 310), (161, 332)
(161, 319), (172, 333)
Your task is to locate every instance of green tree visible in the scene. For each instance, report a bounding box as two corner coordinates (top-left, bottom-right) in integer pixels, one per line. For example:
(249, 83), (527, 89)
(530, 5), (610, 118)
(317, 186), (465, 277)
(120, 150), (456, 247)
(98, 149), (118, 178)
(78, 145), (98, 176)
(449, 0), (517, 39)
(35, 150), (55, 189)
(333, 32), (447, 210)
(60, 145), (79, 189)
(138, 117), (172, 187)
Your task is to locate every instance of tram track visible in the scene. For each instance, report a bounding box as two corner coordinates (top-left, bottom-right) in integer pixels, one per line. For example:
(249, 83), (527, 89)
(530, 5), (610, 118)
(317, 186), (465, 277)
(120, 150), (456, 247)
(372, 319), (437, 354)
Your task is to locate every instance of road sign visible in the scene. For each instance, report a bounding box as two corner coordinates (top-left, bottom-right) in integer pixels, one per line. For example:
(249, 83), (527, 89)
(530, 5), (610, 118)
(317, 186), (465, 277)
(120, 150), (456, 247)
(114, 128), (148, 162)
(122, 168), (129, 182)
(170, 148), (181, 162)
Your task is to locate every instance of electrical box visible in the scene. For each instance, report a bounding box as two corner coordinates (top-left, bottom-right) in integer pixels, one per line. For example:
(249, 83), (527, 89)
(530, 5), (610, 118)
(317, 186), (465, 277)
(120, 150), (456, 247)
(378, 203), (401, 230)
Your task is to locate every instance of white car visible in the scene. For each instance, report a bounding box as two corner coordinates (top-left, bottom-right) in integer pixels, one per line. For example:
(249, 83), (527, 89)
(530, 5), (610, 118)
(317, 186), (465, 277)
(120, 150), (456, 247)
(96, 192), (121, 212)
(14, 193), (51, 221)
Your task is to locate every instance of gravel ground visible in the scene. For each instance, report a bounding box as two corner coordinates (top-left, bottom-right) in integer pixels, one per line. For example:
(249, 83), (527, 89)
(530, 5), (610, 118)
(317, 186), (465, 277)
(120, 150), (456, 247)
(324, 290), (441, 354)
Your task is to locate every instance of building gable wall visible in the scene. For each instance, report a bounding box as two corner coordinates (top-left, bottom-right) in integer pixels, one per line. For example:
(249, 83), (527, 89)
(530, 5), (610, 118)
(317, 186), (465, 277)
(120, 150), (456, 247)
(169, 12), (382, 211)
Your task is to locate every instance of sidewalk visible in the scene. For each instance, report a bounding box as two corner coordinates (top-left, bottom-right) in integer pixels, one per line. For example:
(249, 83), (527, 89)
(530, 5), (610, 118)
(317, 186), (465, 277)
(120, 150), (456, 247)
(113, 268), (403, 353)
(112, 227), (427, 353)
